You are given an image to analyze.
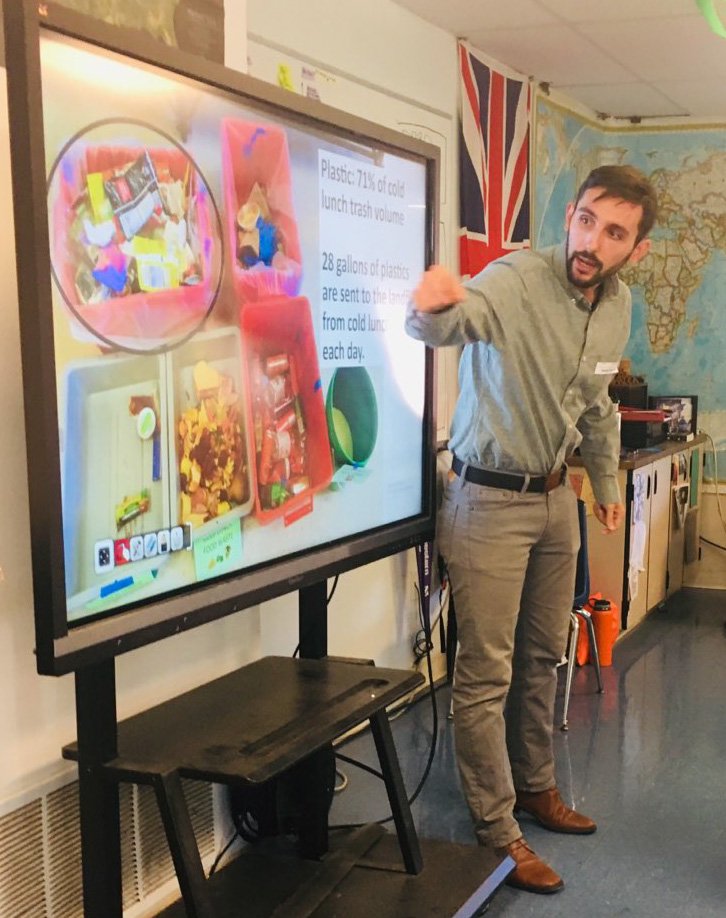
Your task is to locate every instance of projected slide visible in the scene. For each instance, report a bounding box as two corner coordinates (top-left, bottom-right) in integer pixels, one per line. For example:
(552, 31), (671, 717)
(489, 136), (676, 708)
(40, 33), (427, 623)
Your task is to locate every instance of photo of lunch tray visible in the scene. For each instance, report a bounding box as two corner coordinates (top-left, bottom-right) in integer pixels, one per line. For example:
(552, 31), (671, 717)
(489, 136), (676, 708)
(48, 121), (223, 352)
(61, 352), (171, 605)
(167, 325), (255, 541)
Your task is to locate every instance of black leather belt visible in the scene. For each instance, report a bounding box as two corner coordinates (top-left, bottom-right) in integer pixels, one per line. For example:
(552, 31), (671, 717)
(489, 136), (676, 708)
(451, 455), (567, 494)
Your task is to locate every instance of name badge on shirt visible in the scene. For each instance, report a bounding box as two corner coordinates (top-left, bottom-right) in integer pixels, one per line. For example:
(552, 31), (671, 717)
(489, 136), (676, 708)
(594, 361), (619, 375)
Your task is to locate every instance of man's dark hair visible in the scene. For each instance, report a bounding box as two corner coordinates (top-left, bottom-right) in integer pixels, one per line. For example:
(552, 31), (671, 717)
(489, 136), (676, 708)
(574, 165), (657, 243)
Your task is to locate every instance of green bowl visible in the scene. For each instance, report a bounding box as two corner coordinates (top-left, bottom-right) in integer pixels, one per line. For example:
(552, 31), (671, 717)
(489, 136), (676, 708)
(325, 367), (378, 466)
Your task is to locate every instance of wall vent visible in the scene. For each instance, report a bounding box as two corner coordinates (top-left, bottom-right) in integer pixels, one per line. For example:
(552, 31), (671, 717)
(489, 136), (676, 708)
(0, 776), (217, 918)
(0, 798), (46, 918)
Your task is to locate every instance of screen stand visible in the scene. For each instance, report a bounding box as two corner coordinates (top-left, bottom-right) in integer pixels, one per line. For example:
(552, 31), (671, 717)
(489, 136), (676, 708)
(297, 580), (332, 859)
(65, 587), (511, 917)
(299, 580), (328, 659)
(297, 579), (423, 874)
(75, 658), (123, 918)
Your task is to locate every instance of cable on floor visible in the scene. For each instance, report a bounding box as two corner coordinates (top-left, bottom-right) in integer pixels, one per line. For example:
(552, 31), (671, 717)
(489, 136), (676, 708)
(330, 581), (442, 830)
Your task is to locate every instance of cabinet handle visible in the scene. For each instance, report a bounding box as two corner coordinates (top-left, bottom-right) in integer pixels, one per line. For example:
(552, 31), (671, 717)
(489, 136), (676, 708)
(654, 470), (658, 495)
(647, 474), (651, 499)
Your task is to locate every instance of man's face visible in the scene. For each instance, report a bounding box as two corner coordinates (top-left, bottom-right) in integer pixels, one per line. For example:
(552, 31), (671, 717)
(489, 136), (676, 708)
(565, 187), (650, 292)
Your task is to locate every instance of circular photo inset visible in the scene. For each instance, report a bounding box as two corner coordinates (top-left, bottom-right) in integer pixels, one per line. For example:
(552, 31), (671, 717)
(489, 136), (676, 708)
(47, 118), (223, 353)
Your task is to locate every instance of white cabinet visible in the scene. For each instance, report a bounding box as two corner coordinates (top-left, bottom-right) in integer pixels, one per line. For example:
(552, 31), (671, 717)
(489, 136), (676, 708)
(683, 445), (703, 587)
(627, 464), (652, 628)
(630, 454), (677, 628)
(570, 435), (705, 632)
(646, 455), (672, 612)
(571, 468), (628, 623)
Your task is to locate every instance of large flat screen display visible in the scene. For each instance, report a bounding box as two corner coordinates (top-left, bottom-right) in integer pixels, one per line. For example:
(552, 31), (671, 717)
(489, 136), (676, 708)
(4, 4), (437, 673)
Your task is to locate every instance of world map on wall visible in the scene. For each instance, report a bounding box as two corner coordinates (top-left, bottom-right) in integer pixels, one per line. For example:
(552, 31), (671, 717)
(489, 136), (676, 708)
(534, 97), (726, 470)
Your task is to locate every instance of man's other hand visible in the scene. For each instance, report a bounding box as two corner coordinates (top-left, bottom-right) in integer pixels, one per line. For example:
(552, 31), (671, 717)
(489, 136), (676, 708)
(593, 502), (624, 532)
(413, 265), (467, 313)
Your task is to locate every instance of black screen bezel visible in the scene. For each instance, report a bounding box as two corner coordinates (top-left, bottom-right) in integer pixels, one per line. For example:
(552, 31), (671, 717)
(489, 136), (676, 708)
(3, 1), (439, 676)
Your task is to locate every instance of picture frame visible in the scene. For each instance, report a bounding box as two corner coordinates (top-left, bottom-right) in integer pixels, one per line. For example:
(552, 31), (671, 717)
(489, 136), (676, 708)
(648, 395), (698, 439)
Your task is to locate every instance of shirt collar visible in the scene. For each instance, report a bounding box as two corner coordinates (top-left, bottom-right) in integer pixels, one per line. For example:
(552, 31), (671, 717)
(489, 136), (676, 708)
(551, 240), (619, 305)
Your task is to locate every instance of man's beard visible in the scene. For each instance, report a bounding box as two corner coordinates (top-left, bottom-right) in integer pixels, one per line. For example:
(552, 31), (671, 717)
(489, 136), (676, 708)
(566, 234), (634, 289)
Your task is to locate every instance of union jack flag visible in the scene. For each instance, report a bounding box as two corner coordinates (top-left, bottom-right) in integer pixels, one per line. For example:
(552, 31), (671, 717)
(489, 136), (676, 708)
(459, 43), (531, 280)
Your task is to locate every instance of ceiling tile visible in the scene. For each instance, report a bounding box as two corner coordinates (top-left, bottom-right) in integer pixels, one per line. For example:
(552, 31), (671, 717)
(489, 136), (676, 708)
(392, 0), (557, 34)
(651, 79), (726, 119)
(538, 0), (700, 24)
(559, 83), (687, 119)
(465, 25), (634, 84)
(578, 17), (726, 81)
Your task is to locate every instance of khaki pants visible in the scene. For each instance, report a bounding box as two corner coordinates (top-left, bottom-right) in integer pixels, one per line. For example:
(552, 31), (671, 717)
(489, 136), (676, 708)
(438, 472), (579, 848)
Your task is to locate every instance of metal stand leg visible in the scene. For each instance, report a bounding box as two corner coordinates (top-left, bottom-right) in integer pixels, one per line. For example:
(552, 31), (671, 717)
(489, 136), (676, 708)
(369, 710), (423, 874)
(561, 613), (579, 731)
(292, 746), (333, 860)
(75, 661), (123, 918)
(153, 771), (216, 918)
(577, 608), (604, 693)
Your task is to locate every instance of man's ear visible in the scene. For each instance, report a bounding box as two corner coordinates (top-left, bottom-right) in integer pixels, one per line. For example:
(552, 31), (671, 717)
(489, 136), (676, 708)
(628, 238), (651, 266)
(564, 202), (575, 231)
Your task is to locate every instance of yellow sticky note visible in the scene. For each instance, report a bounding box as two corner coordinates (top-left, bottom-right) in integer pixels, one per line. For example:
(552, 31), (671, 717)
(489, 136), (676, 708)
(277, 63), (297, 93)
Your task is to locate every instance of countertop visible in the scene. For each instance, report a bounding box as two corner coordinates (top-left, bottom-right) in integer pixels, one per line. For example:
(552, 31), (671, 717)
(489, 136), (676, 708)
(569, 432), (706, 472)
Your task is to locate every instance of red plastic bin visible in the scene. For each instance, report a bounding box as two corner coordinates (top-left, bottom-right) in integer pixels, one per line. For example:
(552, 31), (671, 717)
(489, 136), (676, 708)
(241, 296), (332, 525)
(51, 142), (219, 345)
(221, 118), (303, 303)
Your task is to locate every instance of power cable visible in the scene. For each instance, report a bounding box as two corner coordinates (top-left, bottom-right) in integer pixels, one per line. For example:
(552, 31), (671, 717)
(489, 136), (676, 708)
(208, 829), (238, 877)
(330, 580), (442, 830)
(292, 574), (339, 658)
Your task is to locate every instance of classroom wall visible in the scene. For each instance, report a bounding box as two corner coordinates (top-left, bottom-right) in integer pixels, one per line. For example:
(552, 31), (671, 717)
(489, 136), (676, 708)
(0, 0), (458, 818)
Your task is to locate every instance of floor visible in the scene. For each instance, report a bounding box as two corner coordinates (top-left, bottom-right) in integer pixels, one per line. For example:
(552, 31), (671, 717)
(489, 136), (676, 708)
(329, 587), (726, 917)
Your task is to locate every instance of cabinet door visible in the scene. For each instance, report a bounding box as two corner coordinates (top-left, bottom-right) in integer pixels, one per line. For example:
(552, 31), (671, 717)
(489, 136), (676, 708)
(647, 455), (671, 610)
(583, 469), (628, 611)
(683, 446), (702, 586)
(628, 465), (652, 628)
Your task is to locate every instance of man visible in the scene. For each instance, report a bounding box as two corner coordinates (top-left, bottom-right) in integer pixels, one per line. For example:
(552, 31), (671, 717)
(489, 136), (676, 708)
(405, 166), (656, 894)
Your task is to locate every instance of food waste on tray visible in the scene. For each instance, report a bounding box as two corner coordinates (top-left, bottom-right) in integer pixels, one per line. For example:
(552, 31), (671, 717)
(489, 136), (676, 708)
(111, 392), (161, 533)
(67, 150), (204, 305)
(178, 361), (249, 526)
(115, 489), (151, 530)
(250, 352), (310, 510)
(235, 182), (292, 273)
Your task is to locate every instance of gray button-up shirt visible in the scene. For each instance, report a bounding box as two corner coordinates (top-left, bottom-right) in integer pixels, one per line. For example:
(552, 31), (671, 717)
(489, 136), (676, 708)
(405, 242), (630, 505)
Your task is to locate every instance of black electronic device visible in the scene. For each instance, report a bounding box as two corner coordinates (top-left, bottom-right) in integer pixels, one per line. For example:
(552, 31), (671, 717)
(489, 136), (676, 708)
(619, 408), (667, 449)
(3, 1), (438, 675)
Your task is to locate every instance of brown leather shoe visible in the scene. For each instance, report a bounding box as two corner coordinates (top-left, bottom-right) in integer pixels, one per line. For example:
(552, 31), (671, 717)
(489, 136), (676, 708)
(515, 786), (596, 834)
(495, 837), (564, 894)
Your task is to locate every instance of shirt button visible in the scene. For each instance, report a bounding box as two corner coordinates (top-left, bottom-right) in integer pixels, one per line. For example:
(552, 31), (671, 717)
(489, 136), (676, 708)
(581, 356), (586, 363)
